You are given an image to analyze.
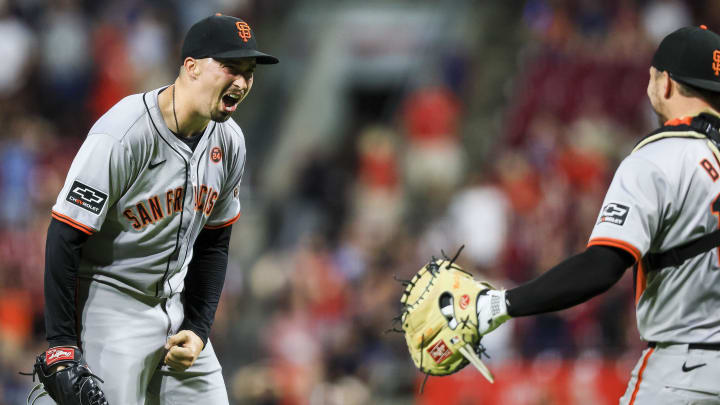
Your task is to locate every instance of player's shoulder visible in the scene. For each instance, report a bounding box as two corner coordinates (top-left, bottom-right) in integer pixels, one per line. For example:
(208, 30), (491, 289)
(632, 136), (706, 158)
(623, 132), (709, 183)
(215, 117), (246, 152)
(87, 93), (148, 142)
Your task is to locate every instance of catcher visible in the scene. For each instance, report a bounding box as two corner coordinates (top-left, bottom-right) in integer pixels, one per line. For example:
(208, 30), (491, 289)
(401, 25), (720, 405)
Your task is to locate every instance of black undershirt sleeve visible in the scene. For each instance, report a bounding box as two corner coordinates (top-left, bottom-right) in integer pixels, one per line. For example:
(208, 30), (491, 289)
(505, 245), (635, 317)
(45, 218), (90, 347)
(180, 225), (232, 347)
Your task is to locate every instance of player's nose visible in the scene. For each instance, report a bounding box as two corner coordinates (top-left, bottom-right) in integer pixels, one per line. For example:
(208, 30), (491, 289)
(232, 73), (251, 90)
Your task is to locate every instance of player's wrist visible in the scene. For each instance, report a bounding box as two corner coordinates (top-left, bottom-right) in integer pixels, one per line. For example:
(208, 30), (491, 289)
(47, 344), (79, 349)
(186, 329), (205, 350)
(179, 323), (208, 350)
(476, 289), (511, 335)
(47, 336), (80, 349)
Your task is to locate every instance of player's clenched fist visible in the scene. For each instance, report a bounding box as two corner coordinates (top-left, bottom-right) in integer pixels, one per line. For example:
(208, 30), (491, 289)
(164, 330), (204, 371)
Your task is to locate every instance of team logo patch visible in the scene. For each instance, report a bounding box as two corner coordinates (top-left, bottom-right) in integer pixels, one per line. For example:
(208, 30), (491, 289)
(66, 181), (108, 215)
(427, 340), (453, 364)
(46, 347), (74, 366)
(211, 147), (222, 163)
(598, 202), (630, 226)
(459, 294), (470, 309)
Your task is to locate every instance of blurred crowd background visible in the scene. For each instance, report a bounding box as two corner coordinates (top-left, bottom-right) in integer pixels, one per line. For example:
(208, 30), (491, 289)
(0, 0), (713, 404)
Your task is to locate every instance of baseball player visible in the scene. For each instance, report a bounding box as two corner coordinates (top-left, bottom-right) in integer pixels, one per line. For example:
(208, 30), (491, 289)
(470, 25), (720, 404)
(34, 14), (278, 405)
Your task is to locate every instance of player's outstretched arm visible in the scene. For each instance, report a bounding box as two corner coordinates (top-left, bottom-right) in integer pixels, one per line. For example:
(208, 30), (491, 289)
(504, 245), (634, 317)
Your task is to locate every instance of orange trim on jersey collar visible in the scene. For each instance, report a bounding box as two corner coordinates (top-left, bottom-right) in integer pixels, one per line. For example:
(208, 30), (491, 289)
(51, 211), (95, 235)
(204, 211), (242, 230)
(663, 117), (693, 127)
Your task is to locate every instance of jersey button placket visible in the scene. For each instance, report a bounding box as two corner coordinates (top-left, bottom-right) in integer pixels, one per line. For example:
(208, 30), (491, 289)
(190, 156), (198, 184)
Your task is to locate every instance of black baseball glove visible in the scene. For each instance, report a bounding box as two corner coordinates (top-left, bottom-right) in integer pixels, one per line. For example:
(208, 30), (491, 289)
(25, 346), (109, 405)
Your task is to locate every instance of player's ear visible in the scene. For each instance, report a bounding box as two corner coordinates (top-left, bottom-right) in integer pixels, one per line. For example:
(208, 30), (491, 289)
(183, 58), (199, 80)
(663, 71), (673, 99)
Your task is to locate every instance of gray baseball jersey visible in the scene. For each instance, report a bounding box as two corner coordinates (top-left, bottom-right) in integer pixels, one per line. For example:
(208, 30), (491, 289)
(588, 123), (720, 344)
(51, 86), (246, 298)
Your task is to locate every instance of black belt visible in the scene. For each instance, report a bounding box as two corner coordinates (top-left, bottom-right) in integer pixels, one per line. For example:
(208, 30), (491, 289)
(648, 341), (720, 351)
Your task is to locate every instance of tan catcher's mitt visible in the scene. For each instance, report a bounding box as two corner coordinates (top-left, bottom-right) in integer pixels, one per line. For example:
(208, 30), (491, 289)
(398, 253), (497, 383)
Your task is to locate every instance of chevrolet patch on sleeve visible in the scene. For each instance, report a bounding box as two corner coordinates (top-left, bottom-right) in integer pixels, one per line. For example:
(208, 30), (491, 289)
(66, 181), (108, 215)
(598, 202), (630, 226)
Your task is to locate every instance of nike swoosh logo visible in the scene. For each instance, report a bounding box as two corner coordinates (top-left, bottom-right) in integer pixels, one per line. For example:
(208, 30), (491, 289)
(148, 159), (166, 169)
(682, 361), (707, 372)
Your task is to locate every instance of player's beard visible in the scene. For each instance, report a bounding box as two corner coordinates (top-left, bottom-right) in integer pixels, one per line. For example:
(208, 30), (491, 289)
(210, 109), (232, 122)
(210, 98), (234, 122)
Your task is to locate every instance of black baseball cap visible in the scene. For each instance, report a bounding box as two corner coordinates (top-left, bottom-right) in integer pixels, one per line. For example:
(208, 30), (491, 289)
(181, 14), (279, 64)
(652, 25), (720, 92)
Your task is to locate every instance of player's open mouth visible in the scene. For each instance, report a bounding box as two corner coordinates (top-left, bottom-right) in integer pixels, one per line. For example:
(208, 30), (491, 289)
(222, 93), (241, 112)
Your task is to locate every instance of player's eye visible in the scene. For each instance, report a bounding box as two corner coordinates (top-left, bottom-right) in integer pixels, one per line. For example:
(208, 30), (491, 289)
(224, 65), (254, 79)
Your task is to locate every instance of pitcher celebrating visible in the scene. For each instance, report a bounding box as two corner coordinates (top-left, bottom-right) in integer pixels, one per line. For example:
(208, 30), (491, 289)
(31, 14), (277, 405)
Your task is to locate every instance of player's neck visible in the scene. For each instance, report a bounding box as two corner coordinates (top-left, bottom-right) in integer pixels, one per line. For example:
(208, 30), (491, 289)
(159, 82), (209, 139)
(665, 97), (718, 123)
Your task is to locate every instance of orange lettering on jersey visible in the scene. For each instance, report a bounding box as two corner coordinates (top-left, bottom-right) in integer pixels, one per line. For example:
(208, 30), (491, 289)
(203, 187), (214, 212)
(123, 209), (142, 230)
(701, 158), (719, 181)
(166, 190), (174, 214)
(124, 188), (188, 229)
(205, 190), (219, 215)
(173, 187), (183, 213)
(195, 185), (208, 211)
(713, 50), (720, 76)
(148, 196), (164, 221)
(236, 22), (252, 42)
(136, 202), (154, 227)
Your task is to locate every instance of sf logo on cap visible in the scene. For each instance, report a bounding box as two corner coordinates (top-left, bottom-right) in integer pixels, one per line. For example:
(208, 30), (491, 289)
(236, 22), (252, 42)
(714, 50), (720, 76)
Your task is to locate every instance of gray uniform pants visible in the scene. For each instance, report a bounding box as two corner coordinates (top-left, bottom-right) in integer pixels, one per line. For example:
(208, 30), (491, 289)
(76, 279), (229, 405)
(620, 343), (720, 404)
